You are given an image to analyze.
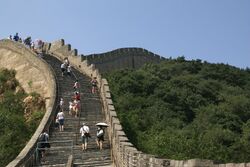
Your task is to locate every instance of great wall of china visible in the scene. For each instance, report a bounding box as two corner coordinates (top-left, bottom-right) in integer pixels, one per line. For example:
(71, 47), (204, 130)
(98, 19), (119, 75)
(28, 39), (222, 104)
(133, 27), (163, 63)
(1, 39), (250, 167)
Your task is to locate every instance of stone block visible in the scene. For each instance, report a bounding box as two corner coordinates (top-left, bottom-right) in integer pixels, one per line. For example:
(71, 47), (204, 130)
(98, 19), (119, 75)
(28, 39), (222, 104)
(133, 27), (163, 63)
(187, 159), (214, 167)
(106, 98), (113, 105)
(108, 104), (115, 111)
(112, 117), (120, 126)
(109, 111), (117, 120)
(116, 130), (126, 136)
(150, 159), (167, 167)
(118, 136), (129, 142)
(175, 160), (184, 167)
(170, 160), (176, 167)
(105, 92), (111, 98)
(114, 124), (122, 131)
(104, 85), (110, 92)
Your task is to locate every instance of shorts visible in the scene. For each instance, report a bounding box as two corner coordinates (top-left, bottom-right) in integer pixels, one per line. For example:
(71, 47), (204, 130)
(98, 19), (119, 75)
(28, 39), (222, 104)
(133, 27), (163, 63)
(81, 135), (88, 143)
(97, 135), (104, 142)
(61, 68), (65, 73)
(59, 119), (64, 125)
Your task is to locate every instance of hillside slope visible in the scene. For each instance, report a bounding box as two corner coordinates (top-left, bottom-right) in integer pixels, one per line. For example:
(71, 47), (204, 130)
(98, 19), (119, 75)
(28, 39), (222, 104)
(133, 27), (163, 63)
(105, 58), (250, 163)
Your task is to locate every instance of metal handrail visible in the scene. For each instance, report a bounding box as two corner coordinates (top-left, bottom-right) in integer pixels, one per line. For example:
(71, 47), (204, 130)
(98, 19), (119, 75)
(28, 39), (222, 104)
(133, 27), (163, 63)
(35, 140), (73, 164)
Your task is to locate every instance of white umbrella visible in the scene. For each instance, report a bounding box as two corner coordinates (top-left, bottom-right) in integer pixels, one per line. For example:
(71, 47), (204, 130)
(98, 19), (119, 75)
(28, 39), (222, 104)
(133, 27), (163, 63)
(96, 122), (109, 127)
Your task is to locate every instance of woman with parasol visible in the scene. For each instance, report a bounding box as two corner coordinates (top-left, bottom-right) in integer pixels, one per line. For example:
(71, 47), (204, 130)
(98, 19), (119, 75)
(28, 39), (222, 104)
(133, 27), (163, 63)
(95, 122), (108, 150)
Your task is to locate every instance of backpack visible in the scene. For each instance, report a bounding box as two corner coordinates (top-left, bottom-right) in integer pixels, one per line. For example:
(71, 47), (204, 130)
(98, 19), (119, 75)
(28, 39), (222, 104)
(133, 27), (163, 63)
(84, 132), (91, 138)
(39, 133), (45, 142)
(97, 129), (104, 138)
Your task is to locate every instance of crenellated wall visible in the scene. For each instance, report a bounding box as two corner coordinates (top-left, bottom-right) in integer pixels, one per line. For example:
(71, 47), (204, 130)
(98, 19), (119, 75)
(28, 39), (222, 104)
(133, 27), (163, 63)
(49, 39), (165, 73)
(46, 39), (250, 167)
(83, 47), (165, 73)
(0, 39), (57, 167)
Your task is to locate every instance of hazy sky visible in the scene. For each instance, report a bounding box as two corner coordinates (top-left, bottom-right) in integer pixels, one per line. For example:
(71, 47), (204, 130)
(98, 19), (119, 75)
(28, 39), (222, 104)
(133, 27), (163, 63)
(0, 0), (249, 68)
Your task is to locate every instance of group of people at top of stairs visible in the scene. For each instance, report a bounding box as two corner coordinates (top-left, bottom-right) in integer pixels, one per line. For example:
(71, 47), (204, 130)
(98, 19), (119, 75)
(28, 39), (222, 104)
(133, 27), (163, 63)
(80, 122), (105, 151)
(60, 57), (72, 77)
(7, 32), (44, 57)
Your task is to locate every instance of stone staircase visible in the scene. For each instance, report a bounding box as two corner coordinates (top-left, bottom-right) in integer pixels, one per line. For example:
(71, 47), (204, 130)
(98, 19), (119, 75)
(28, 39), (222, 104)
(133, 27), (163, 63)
(37, 54), (112, 167)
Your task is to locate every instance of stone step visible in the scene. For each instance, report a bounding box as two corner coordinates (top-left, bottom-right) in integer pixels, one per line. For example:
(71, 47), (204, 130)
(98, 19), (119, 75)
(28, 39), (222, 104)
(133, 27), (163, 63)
(35, 163), (66, 167)
(74, 160), (112, 167)
(73, 148), (111, 158)
(47, 141), (110, 148)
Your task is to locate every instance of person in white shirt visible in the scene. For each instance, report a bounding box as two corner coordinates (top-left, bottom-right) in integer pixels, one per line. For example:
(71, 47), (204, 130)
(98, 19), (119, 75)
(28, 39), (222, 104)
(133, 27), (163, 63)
(69, 101), (74, 116)
(80, 123), (90, 151)
(64, 57), (70, 66)
(67, 65), (71, 76)
(73, 80), (79, 91)
(61, 63), (66, 76)
(59, 98), (64, 111)
(56, 110), (65, 132)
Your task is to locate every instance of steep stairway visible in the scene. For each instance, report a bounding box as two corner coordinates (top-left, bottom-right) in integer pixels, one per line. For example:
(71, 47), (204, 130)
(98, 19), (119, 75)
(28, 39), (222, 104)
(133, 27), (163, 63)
(38, 54), (112, 167)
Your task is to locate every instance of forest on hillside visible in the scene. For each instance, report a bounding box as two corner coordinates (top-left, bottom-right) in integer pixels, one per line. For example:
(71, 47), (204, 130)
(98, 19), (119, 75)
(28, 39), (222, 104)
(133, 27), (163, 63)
(105, 57), (250, 163)
(0, 69), (45, 167)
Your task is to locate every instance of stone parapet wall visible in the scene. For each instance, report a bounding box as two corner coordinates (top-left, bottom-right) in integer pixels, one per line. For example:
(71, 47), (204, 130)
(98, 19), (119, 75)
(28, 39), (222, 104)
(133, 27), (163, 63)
(49, 39), (165, 74)
(0, 39), (54, 108)
(0, 39), (57, 167)
(46, 39), (250, 167)
(84, 47), (165, 73)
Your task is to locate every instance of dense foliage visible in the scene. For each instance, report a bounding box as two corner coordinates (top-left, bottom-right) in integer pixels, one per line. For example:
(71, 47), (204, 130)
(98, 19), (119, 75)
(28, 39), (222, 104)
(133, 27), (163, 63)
(105, 58), (250, 163)
(0, 69), (45, 167)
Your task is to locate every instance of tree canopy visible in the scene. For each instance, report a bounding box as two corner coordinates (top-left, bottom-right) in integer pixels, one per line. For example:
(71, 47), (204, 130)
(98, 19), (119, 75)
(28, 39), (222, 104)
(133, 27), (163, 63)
(105, 58), (250, 163)
(0, 69), (45, 166)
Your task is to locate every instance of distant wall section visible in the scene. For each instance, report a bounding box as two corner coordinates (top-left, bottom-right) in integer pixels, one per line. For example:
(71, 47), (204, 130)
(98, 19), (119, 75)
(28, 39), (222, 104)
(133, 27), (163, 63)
(83, 47), (165, 73)
(48, 39), (165, 73)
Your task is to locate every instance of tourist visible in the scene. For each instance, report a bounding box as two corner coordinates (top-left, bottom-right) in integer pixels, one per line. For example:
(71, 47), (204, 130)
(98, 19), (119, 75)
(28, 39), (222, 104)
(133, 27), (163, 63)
(13, 33), (19, 42)
(61, 63), (66, 76)
(56, 110), (65, 132)
(67, 65), (71, 76)
(80, 123), (90, 151)
(73, 80), (79, 91)
(8, 35), (12, 40)
(38, 130), (50, 159)
(59, 98), (64, 111)
(91, 77), (97, 93)
(96, 126), (104, 150)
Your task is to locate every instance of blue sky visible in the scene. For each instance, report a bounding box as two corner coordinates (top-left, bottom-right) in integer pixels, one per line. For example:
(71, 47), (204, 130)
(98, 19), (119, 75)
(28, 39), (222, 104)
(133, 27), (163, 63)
(0, 0), (249, 68)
